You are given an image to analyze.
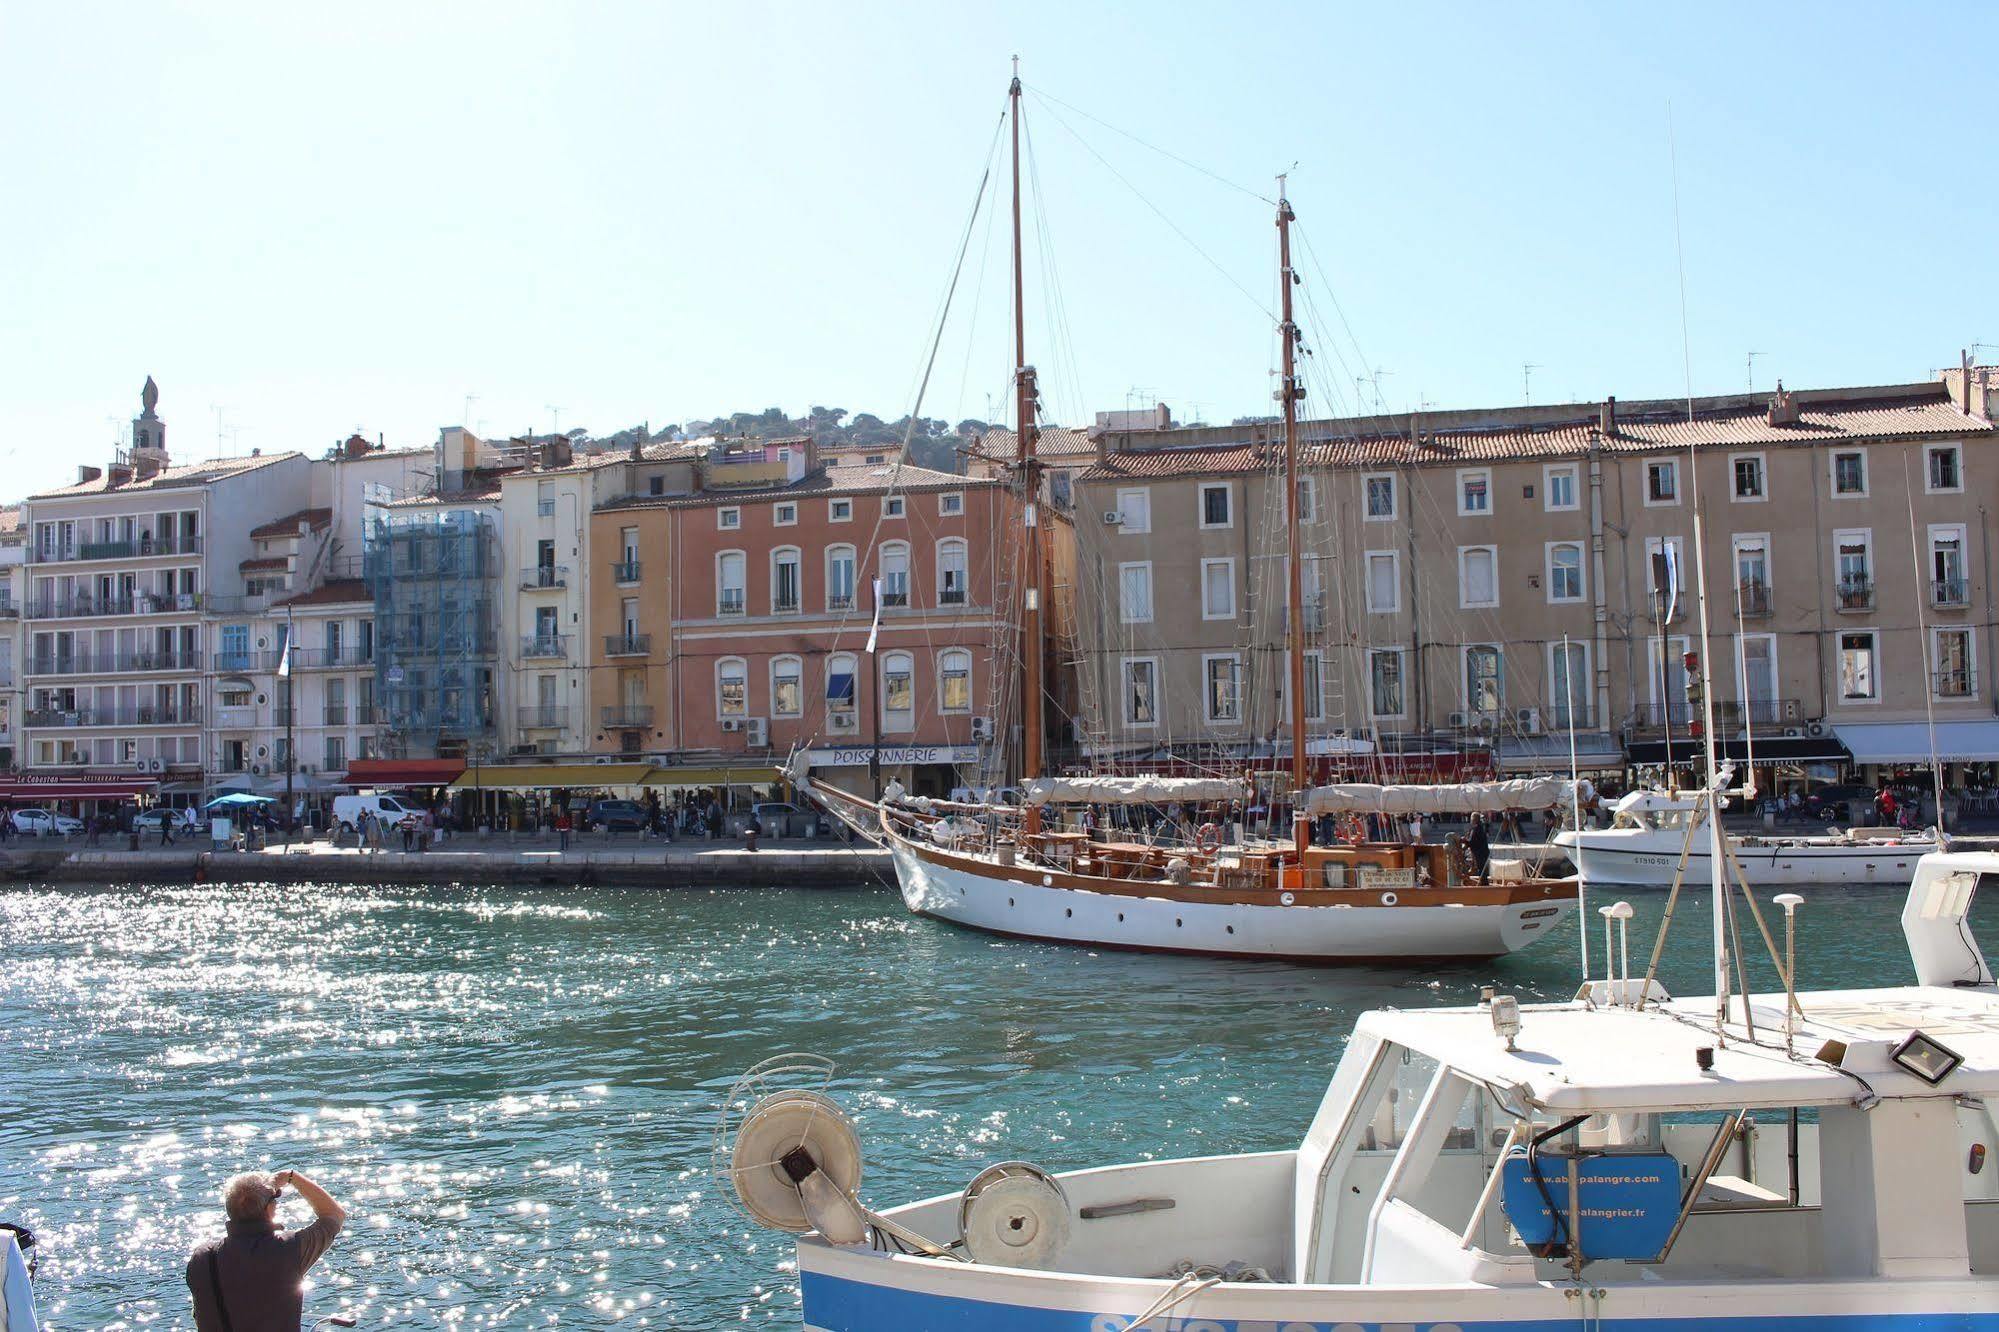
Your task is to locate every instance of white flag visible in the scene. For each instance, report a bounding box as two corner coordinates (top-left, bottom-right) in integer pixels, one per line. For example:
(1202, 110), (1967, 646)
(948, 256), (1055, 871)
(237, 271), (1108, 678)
(865, 578), (883, 655)
(1662, 542), (1681, 624)
(276, 639), (292, 678)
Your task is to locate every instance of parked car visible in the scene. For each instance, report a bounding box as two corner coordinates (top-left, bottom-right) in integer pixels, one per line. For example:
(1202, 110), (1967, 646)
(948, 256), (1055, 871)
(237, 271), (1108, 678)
(134, 808), (206, 836)
(10, 808), (81, 837)
(586, 799), (650, 832)
(1805, 784), (1876, 824)
(331, 792), (428, 835)
(750, 801), (819, 837)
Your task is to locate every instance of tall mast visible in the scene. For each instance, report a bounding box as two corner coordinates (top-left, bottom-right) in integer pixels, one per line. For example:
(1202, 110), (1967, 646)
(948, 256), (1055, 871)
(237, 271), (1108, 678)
(1278, 180), (1307, 845)
(1010, 59), (1045, 787)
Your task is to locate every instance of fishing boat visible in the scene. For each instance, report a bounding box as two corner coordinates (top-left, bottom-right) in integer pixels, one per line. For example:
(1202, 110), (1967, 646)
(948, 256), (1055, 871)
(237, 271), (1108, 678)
(794, 67), (1579, 962)
(1557, 788), (1937, 888)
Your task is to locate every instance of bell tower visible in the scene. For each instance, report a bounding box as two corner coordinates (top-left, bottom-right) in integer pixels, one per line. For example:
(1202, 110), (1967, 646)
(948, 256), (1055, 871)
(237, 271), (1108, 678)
(131, 375), (168, 476)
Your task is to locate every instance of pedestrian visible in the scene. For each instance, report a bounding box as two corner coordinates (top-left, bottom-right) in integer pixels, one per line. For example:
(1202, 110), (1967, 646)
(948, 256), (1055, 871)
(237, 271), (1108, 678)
(186, 1168), (345, 1332)
(705, 799), (724, 841)
(160, 810), (175, 847)
(399, 816), (414, 853)
(1467, 814), (1492, 883)
(556, 808), (571, 852)
(1079, 805), (1098, 840)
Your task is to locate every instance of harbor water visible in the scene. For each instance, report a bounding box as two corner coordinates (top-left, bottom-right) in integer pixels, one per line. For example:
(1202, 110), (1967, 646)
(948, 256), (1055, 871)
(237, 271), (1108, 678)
(1, 879), (1978, 1328)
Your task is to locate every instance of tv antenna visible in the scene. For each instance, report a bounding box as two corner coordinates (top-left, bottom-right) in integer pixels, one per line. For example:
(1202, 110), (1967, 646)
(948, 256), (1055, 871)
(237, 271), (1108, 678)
(1522, 363), (1542, 406)
(1746, 351), (1763, 392)
(546, 404), (563, 439)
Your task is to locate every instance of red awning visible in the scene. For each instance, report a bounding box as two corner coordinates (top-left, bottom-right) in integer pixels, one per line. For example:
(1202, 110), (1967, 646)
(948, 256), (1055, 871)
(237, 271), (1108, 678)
(0, 775), (160, 802)
(339, 759), (467, 789)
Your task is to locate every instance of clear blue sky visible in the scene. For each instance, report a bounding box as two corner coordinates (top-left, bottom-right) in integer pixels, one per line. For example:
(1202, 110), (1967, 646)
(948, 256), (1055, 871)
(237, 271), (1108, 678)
(2, 2), (1992, 493)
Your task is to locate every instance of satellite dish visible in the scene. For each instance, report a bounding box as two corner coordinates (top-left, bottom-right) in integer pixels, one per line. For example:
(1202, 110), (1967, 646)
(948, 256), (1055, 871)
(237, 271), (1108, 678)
(958, 1162), (1071, 1269)
(713, 1054), (959, 1260)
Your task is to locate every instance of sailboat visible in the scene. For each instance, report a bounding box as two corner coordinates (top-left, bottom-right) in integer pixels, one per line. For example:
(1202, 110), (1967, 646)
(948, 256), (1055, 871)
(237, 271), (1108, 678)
(794, 69), (1579, 962)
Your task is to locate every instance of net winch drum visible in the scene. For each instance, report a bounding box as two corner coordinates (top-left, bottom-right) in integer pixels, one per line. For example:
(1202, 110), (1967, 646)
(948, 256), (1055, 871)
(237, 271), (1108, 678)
(729, 1089), (864, 1234)
(1498, 1147), (1681, 1261)
(957, 1162), (1072, 1269)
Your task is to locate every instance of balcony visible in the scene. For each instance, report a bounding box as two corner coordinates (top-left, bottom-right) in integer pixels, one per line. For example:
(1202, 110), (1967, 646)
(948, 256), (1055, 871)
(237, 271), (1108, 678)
(1933, 577), (1970, 609)
(25, 591), (203, 619)
(880, 588), (909, 608)
(774, 596), (801, 614)
(1936, 670), (1978, 699)
(1735, 580), (1771, 617)
(940, 587), (968, 607)
(520, 634), (571, 660)
(27, 650), (203, 675)
(518, 706), (570, 730)
(1835, 576), (1874, 613)
(0, 600), (17, 619)
(25, 705), (202, 728)
(600, 705), (655, 728)
(1632, 698), (1802, 729)
(323, 706), (348, 726)
(612, 559), (641, 583)
(718, 592), (746, 617)
(828, 592), (854, 611)
(521, 565), (568, 590)
(604, 633), (651, 657)
(32, 535), (203, 564)
(290, 646), (374, 670)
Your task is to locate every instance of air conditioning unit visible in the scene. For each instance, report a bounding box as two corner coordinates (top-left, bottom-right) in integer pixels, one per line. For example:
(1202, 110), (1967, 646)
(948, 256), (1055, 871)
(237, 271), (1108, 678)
(251, 763), (265, 775)
(1515, 708), (1541, 735)
(593, 754), (614, 765)
(970, 716), (995, 742)
(1782, 727), (1803, 739)
(1805, 720), (1827, 738)
(147, 757), (164, 772)
(1446, 711), (1470, 729)
(1102, 510), (1122, 525)
(746, 718), (768, 747)
(829, 709), (858, 732)
(720, 718), (743, 733)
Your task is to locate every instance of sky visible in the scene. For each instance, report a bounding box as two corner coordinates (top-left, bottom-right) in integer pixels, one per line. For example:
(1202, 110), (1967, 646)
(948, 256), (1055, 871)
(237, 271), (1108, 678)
(2, 2), (1994, 494)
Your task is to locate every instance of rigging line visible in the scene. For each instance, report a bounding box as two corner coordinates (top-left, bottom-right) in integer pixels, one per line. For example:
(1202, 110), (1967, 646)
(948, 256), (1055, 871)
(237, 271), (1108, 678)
(1030, 95), (1274, 322)
(1022, 84), (1276, 205)
(1292, 222), (1381, 414)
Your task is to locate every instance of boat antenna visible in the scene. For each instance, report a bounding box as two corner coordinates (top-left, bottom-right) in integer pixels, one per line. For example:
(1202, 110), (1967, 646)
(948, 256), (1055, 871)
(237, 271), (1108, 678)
(1009, 58), (1047, 821)
(1902, 451), (1948, 837)
(1564, 630), (1588, 979)
(1277, 175), (1309, 854)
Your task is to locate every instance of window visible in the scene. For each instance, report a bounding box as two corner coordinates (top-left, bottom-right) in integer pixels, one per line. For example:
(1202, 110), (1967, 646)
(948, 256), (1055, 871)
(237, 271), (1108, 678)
(1839, 632), (1878, 701)
(1118, 562), (1154, 623)
(1198, 483), (1233, 529)
(536, 479), (554, 517)
(881, 651), (914, 726)
(826, 545), (858, 610)
(1115, 488), (1151, 533)
(1935, 628), (1975, 698)
(1202, 654), (1241, 723)
(829, 498), (853, 523)
(1457, 469), (1491, 516)
(648, 475), (665, 496)
(1832, 449), (1868, 496)
(1732, 453), (1766, 501)
(325, 736), (345, 771)
(1734, 535), (1771, 614)
(718, 507), (741, 530)
(1549, 641), (1588, 728)
(826, 654), (858, 721)
(1365, 551), (1399, 614)
(1644, 536), (1686, 611)
(1645, 459), (1678, 505)
(218, 623), (250, 671)
(938, 649), (972, 713)
(717, 551), (747, 615)
(1200, 558), (1236, 619)
(1543, 465), (1578, 512)
(1835, 530), (1873, 610)
(879, 542), (910, 607)
(1121, 657), (1159, 726)
(1546, 542), (1584, 602)
(717, 658), (748, 717)
(1368, 650), (1405, 719)
(1458, 546), (1498, 609)
(1290, 651), (1325, 721)
(1364, 473), (1397, 521)
(1738, 634), (1777, 720)
(1296, 477), (1317, 523)
(771, 547), (802, 613)
(1932, 526), (1968, 606)
(883, 496), (905, 519)
(1927, 444), (1963, 493)
(771, 656), (803, 717)
(937, 538), (969, 606)
(939, 491), (965, 516)
(1465, 646), (1502, 717)
(774, 502), (797, 526)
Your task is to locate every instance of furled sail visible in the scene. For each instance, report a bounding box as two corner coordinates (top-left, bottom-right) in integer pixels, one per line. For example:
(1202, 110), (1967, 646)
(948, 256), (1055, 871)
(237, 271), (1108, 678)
(1302, 778), (1591, 817)
(1021, 776), (1251, 807)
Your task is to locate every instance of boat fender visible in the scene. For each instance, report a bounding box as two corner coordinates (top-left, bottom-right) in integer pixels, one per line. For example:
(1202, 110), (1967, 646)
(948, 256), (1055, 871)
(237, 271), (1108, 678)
(1380, 891), (1399, 906)
(1164, 857), (1191, 885)
(1195, 823), (1223, 855)
(1280, 890), (1295, 906)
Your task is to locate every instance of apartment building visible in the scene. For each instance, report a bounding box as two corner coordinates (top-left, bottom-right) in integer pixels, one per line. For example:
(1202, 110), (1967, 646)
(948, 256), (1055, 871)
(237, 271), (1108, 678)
(1072, 377), (1999, 789)
(587, 439), (1007, 796)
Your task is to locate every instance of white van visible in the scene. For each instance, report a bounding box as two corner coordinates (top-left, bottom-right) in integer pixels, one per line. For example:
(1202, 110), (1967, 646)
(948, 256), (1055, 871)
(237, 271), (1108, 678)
(332, 793), (427, 834)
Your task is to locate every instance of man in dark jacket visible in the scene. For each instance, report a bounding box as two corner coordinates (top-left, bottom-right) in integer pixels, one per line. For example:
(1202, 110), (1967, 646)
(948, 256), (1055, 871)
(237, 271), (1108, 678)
(187, 1168), (345, 1332)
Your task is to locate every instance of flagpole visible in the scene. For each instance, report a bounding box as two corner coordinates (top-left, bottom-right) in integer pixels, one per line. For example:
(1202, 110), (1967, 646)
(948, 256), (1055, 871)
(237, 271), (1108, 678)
(1565, 631), (1587, 979)
(867, 577), (884, 797)
(281, 608), (296, 834)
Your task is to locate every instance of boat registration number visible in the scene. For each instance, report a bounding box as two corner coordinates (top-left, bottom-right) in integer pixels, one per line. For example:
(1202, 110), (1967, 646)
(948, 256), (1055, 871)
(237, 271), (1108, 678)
(1357, 867), (1415, 890)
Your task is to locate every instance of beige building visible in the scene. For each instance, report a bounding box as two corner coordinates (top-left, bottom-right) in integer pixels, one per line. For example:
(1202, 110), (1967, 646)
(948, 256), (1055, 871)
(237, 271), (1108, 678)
(1070, 377), (1999, 788)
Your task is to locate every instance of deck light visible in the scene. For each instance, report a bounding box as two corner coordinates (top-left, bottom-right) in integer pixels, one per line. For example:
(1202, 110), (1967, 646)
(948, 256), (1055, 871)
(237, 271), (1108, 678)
(1890, 1031), (1964, 1086)
(1491, 994), (1522, 1050)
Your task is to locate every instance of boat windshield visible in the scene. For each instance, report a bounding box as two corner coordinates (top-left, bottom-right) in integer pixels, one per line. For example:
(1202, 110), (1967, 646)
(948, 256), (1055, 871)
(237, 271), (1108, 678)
(1613, 803), (1703, 833)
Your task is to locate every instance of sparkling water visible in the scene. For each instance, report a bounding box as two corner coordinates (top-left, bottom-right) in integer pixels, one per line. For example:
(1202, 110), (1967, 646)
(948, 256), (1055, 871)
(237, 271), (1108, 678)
(0, 881), (1965, 1328)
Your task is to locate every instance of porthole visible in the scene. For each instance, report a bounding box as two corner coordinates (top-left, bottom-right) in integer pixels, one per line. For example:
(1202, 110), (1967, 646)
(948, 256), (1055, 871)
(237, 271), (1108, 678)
(1008, 897), (1015, 907)
(1226, 925), (1235, 934)
(1176, 917), (1183, 928)
(1065, 908), (1073, 918)
(1117, 912), (1124, 922)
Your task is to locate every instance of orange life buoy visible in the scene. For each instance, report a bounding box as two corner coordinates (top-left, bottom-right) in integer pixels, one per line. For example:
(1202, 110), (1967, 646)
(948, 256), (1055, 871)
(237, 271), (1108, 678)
(1195, 822), (1224, 855)
(1337, 814), (1367, 846)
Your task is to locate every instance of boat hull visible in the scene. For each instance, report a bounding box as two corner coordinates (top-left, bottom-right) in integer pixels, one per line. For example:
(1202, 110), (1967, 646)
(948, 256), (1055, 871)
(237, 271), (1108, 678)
(1558, 831), (1931, 887)
(887, 833), (1573, 962)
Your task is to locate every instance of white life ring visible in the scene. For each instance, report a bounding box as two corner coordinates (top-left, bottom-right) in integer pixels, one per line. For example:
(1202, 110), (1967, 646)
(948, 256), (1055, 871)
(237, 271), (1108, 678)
(1279, 891), (1296, 906)
(1380, 890), (1400, 907)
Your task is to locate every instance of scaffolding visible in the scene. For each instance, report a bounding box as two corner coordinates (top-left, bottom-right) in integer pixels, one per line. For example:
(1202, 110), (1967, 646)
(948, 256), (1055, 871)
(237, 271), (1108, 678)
(365, 508), (498, 757)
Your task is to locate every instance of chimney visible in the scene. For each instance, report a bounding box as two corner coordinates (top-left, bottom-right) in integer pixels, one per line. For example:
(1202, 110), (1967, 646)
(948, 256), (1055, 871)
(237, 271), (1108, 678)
(77, 465), (102, 485)
(343, 433), (372, 460)
(1599, 396), (1617, 436)
(1767, 381), (1800, 426)
(134, 452), (164, 480)
(106, 463), (133, 488)
(1963, 348), (1975, 414)
(1093, 427), (1111, 465)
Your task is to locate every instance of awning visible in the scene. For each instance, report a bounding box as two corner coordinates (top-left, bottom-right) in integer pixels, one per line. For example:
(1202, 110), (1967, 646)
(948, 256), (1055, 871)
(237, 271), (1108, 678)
(1833, 721), (1999, 765)
(1626, 735), (1850, 766)
(1497, 733), (1625, 773)
(339, 758), (466, 788)
(448, 762), (656, 791)
(641, 764), (783, 787)
(0, 775), (159, 801)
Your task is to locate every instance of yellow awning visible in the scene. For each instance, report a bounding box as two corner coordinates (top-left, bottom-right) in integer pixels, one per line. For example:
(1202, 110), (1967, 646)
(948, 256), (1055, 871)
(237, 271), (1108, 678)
(640, 764), (783, 787)
(449, 762), (657, 791)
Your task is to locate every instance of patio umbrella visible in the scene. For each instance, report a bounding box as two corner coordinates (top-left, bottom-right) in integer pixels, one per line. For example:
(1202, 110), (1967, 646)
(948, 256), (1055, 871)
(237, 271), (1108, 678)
(206, 792), (275, 810)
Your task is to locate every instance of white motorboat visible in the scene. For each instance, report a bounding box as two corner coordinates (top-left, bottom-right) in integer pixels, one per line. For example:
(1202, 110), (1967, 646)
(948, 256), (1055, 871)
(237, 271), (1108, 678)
(727, 847), (1999, 1330)
(1558, 789), (1936, 888)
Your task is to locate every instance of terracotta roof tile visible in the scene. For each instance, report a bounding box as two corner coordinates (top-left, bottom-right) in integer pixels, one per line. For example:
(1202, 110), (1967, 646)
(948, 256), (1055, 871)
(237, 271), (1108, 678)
(238, 556), (288, 572)
(31, 451), (296, 499)
(981, 426), (1096, 459)
(275, 578), (370, 609)
(249, 507), (331, 539)
(602, 464), (994, 512)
